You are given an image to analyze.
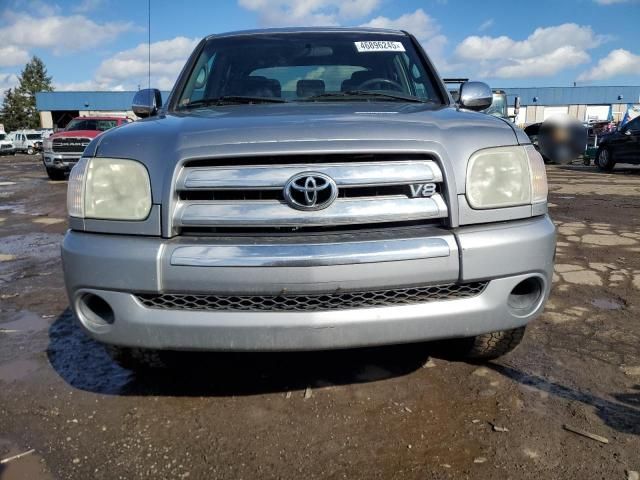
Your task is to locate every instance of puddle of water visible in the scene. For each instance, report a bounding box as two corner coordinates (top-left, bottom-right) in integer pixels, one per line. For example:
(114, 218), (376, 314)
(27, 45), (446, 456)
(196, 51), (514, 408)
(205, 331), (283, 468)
(0, 233), (63, 261)
(0, 311), (50, 333)
(0, 358), (41, 382)
(0, 439), (53, 480)
(0, 204), (26, 215)
(591, 298), (624, 310)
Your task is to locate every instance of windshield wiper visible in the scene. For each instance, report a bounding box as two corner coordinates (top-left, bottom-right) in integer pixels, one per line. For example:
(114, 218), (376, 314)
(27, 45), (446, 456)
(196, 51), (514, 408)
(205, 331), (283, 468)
(301, 90), (427, 103)
(181, 95), (286, 109)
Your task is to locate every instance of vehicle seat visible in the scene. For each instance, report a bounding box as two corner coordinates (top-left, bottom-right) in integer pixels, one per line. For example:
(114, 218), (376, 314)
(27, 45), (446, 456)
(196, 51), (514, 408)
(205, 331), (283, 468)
(341, 70), (379, 91)
(229, 76), (282, 98)
(296, 80), (325, 97)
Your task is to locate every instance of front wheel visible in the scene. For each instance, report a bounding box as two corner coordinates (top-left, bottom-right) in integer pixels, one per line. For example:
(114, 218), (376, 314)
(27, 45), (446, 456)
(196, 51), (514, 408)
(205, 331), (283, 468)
(595, 147), (615, 172)
(448, 326), (526, 360)
(46, 167), (66, 181)
(27, 146), (34, 155)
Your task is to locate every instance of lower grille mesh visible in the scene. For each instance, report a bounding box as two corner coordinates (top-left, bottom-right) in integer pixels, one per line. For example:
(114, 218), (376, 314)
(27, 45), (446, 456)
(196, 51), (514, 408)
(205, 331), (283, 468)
(136, 282), (488, 312)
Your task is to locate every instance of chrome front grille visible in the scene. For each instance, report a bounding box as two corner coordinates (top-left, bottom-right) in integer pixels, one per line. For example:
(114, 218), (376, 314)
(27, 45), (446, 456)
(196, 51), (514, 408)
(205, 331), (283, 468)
(52, 137), (91, 153)
(173, 156), (448, 232)
(136, 282), (488, 312)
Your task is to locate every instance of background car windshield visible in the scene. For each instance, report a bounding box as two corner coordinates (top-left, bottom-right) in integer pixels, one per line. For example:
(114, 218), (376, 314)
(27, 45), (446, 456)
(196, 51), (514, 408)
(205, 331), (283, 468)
(26, 134), (42, 140)
(65, 119), (118, 131)
(177, 33), (443, 106)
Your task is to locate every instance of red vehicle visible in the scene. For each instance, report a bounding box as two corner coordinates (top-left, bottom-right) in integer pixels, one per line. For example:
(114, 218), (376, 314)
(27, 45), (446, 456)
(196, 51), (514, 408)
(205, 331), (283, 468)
(42, 116), (130, 180)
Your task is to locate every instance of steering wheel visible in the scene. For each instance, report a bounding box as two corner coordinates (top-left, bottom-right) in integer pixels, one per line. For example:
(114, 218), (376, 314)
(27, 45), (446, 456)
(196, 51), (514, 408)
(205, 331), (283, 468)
(356, 78), (404, 92)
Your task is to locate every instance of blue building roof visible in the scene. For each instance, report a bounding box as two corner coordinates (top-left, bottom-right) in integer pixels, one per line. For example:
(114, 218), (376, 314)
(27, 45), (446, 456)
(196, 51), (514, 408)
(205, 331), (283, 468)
(35, 91), (171, 111)
(501, 86), (640, 107)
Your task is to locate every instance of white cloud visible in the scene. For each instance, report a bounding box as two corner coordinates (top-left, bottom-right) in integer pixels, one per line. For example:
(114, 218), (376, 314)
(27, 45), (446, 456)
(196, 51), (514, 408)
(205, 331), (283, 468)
(360, 9), (450, 72)
(453, 23), (607, 79)
(54, 80), (127, 92)
(0, 72), (19, 92)
(73, 0), (105, 13)
(93, 36), (199, 90)
(0, 72), (19, 101)
(494, 46), (590, 78)
(0, 45), (30, 67)
(0, 12), (134, 54)
(478, 19), (494, 32)
(578, 48), (640, 81)
(238, 0), (380, 26)
(361, 8), (438, 41)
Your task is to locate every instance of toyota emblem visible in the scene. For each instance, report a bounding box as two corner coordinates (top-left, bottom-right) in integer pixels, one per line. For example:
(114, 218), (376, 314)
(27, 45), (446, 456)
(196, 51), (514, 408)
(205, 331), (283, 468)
(283, 172), (338, 211)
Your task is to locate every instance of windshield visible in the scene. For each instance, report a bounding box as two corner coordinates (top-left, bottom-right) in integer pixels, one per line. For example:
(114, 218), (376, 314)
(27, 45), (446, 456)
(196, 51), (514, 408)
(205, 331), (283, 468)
(26, 134), (42, 140)
(0, 134), (5, 141)
(65, 118), (118, 132)
(485, 93), (508, 118)
(176, 32), (444, 108)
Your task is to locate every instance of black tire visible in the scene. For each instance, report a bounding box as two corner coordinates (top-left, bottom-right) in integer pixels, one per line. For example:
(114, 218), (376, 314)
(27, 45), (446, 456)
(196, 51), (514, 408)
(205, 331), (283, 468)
(595, 146), (615, 172)
(105, 345), (166, 371)
(46, 167), (66, 180)
(450, 326), (526, 361)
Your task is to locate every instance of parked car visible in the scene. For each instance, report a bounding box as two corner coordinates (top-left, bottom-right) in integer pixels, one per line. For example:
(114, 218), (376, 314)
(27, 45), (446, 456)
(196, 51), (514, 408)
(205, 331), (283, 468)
(595, 115), (640, 171)
(62, 27), (555, 370)
(42, 116), (129, 180)
(0, 129), (15, 155)
(10, 130), (43, 155)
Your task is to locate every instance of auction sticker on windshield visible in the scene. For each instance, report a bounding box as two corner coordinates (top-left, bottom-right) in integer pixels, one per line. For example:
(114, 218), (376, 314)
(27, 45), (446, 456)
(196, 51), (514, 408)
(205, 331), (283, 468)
(355, 41), (406, 52)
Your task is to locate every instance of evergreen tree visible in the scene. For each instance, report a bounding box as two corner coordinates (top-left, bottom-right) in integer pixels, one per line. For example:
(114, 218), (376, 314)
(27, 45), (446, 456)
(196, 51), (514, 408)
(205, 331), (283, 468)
(0, 56), (54, 130)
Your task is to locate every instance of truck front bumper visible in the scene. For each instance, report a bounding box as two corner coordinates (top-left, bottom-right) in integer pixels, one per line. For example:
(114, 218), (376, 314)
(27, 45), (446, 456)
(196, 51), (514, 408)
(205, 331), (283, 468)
(43, 152), (80, 171)
(61, 215), (556, 351)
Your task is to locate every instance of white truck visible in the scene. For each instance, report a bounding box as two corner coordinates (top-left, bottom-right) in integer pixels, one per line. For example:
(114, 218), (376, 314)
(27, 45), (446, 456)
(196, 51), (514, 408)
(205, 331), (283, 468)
(9, 129), (43, 155)
(0, 124), (16, 156)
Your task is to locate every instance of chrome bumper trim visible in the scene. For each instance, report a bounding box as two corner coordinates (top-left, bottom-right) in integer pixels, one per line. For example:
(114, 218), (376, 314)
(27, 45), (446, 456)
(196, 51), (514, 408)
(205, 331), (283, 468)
(170, 237), (451, 267)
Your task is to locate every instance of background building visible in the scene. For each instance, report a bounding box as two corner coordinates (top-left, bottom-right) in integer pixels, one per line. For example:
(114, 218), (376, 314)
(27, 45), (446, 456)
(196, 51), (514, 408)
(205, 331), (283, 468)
(503, 86), (640, 126)
(35, 91), (170, 129)
(35, 86), (640, 129)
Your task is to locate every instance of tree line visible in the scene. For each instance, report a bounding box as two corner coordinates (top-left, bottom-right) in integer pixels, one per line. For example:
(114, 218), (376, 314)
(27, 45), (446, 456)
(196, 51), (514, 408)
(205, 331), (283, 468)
(1, 57), (54, 132)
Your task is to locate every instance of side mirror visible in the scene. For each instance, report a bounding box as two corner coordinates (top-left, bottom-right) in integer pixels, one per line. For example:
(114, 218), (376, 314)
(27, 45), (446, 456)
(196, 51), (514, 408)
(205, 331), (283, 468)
(458, 81), (493, 111)
(514, 96), (521, 116)
(132, 88), (162, 118)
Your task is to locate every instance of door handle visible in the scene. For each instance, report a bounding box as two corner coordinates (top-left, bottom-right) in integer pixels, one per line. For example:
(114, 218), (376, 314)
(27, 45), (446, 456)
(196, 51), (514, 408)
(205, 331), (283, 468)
(624, 130), (632, 136)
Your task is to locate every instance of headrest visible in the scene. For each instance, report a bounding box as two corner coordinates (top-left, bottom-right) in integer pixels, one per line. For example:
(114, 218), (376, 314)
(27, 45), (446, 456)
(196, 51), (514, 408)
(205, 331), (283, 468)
(230, 76), (281, 98)
(296, 79), (325, 97)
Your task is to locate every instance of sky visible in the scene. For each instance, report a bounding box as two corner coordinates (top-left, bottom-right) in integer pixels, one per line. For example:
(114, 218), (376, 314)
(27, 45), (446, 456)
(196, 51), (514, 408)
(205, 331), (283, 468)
(0, 0), (639, 95)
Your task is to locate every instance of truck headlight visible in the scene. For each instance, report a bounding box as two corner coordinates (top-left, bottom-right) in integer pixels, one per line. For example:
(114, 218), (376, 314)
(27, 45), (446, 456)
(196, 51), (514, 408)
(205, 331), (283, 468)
(466, 145), (547, 209)
(67, 157), (152, 220)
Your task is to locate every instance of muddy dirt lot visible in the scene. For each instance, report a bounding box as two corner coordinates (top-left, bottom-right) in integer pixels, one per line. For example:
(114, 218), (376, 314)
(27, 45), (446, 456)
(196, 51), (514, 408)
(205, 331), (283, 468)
(0, 154), (639, 479)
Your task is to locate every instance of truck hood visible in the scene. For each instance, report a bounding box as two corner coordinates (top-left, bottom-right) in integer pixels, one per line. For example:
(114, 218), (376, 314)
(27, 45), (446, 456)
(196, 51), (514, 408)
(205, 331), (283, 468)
(51, 130), (102, 139)
(90, 103), (528, 200)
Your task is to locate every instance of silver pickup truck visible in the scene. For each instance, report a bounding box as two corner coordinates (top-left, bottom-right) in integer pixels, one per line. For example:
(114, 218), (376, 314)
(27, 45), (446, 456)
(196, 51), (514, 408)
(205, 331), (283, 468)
(62, 27), (555, 369)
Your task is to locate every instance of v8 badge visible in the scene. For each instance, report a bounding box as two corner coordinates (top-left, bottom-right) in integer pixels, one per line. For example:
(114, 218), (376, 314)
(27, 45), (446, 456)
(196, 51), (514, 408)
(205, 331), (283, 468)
(408, 183), (437, 198)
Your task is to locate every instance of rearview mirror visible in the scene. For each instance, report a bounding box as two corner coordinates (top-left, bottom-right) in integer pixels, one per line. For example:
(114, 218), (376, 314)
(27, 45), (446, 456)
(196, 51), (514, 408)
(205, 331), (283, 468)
(514, 96), (521, 116)
(132, 88), (163, 118)
(458, 81), (493, 111)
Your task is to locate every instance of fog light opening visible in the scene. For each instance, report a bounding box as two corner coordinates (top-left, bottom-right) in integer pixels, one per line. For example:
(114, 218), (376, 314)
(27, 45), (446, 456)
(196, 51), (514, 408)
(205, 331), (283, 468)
(508, 277), (543, 313)
(78, 293), (115, 327)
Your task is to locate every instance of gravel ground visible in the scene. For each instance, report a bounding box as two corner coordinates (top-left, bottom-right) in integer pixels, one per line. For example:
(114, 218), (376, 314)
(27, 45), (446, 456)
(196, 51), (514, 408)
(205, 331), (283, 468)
(0, 154), (639, 479)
